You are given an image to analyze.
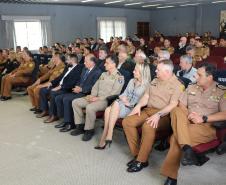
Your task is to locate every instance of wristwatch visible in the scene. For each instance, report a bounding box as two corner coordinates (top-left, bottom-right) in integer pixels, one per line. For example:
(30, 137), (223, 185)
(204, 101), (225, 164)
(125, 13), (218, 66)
(202, 115), (208, 123)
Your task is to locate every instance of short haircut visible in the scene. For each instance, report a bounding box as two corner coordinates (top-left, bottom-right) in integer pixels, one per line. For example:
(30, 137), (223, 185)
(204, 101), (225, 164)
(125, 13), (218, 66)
(106, 54), (119, 67)
(186, 45), (195, 52)
(159, 50), (170, 60)
(198, 62), (217, 78)
(180, 55), (193, 64)
(24, 50), (33, 58)
(159, 59), (174, 72)
(0, 49), (2, 53)
(99, 46), (109, 54)
(84, 46), (91, 53)
(68, 53), (77, 63)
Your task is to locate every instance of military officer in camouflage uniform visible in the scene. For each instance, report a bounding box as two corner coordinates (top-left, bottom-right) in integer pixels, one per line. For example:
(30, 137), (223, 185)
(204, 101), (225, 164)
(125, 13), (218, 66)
(161, 63), (226, 185)
(71, 55), (124, 141)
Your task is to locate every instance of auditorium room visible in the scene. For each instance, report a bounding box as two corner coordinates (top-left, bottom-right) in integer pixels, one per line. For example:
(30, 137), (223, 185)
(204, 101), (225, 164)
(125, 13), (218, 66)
(0, 0), (226, 185)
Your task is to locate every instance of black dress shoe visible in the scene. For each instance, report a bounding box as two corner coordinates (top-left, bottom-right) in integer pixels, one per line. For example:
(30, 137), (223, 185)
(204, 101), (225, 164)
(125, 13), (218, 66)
(59, 124), (75, 132)
(127, 157), (137, 167)
(34, 109), (42, 114)
(127, 160), (149, 172)
(1, 96), (12, 101)
(70, 124), (85, 136)
(181, 147), (198, 166)
(82, 130), (94, 141)
(164, 177), (177, 185)
(55, 122), (67, 128)
(30, 107), (36, 111)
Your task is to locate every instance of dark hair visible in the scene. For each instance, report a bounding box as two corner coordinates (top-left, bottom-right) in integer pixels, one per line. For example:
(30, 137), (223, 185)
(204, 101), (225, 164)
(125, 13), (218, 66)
(24, 50), (33, 58)
(84, 46), (91, 53)
(43, 46), (48, 49)
(198, 62), (217, 79)
(106, 54), (119, 67)
(54, 52), (65, 63)
(99, 46), (109, 54)
(0, 49), (2, 53)
(16, 46), (21, 49)
(68, 53), (78, 63)
(186, 45), (195, 52)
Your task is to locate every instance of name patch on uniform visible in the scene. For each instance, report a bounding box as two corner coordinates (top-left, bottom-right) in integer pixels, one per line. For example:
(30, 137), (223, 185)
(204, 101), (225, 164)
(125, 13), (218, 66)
(189, 91), (196, 96)
(210, 96), (220, 102)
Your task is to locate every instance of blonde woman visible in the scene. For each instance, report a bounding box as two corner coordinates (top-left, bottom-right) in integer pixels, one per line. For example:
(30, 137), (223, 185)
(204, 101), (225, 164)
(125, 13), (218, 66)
(95, 63), (151, 149)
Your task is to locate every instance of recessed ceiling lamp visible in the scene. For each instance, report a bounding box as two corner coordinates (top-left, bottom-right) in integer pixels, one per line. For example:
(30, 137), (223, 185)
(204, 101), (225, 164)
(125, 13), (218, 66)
(142, 4), (161, 7)
(104, 0), (125, 4)
(212, 0), (226, 3)
(125, 2), (143, 6)
(81, 0), (95, 3)
(180, 3), (200, 6)
(157, 5), (174, 8)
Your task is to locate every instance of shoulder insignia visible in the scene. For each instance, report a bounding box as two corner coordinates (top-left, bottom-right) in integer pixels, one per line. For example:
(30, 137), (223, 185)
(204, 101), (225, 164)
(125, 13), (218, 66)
(118, 77), (123, 84)
(217, 84), (226, 90)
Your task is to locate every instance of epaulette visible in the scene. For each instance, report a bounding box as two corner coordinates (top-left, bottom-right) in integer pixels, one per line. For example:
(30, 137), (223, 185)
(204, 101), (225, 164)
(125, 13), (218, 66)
(117, 71), (122, 76)
(217, 83), (226, 90)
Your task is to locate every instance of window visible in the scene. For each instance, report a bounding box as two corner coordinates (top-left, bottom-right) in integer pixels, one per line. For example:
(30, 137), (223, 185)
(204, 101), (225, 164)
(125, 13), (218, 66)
(97, 17), (126, 42)
(14, 21), (42, 50)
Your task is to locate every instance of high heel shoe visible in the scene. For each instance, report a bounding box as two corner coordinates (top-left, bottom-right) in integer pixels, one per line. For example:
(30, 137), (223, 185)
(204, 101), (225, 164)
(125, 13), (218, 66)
(94, 143), (107, 150)
(105, 140), (112, 148)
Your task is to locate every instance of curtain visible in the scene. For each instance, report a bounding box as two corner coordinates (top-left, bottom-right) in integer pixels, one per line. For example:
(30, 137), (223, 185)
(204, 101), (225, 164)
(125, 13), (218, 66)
(5, 20), (16, 49)
(97, 17), (127, 42)
(40, 20), (52, 47)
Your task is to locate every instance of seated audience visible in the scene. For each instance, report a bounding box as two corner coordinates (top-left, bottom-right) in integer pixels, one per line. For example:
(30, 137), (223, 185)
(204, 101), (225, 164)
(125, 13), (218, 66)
(96, 47), (108, 72)
(126, 38), (136, 55)
(71, 54), (124, 141)
(194, 38), (210, 61)
(36, 54), (82, 122)
(160, 63), (226, 185)
(54, 54), (102, 132)
(1, 50), (34, 101)
(95, 63), (151, 149)
(27, 52), (65, 113)
(175, 36), (188, 55)
(122, 59), (184, 173)
(176, 55), (197, 84)
(162, 38), (174, 55)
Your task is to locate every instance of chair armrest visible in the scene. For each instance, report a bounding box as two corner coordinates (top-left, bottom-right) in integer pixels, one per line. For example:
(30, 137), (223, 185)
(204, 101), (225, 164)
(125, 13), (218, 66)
(213, 121), (226, 129)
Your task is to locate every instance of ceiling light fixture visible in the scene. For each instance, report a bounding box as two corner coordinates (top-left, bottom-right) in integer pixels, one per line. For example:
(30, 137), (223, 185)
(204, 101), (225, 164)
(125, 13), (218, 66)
(81, 0), (95, 3)
(212, 0), (226, 3)
(104, 0), (125, 4)
(125, 2), (143, 6)
(180, 3), (200, 6)
(142, 4), (161, 7)
(157, 5), (174, 8)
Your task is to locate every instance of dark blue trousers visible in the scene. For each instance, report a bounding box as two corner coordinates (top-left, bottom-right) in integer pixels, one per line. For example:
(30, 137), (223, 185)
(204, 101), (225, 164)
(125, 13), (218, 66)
(55, 93), (85, 124)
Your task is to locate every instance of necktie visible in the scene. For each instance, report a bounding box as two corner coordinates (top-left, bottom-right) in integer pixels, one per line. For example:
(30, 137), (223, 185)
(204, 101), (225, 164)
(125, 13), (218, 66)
(81, 69), (89, 84)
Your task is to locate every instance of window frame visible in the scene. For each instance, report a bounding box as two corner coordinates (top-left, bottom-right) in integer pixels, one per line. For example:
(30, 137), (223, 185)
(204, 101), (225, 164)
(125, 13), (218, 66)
(97, 17), (127, 42)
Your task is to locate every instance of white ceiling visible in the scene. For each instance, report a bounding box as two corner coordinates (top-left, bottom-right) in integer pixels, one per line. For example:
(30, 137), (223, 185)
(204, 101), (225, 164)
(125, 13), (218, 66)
(1, 0), (226, 9)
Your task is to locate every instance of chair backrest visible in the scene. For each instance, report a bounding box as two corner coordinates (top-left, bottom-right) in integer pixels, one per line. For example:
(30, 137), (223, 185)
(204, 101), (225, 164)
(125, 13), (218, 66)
(210, 47), (226, 57)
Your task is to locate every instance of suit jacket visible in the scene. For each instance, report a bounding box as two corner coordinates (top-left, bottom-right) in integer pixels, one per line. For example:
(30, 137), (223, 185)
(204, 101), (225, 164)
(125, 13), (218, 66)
(77, 66), (102, 95)
(51, 64), (83, 91)
(175, 45), (188, 55)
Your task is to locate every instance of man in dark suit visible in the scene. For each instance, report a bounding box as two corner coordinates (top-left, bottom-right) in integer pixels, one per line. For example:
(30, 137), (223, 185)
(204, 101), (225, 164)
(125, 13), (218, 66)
(36, 54), (83, 123)
(96, 47), (108, 72)
(175, 36), (188, 55)
(54, 54), (102, 132)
